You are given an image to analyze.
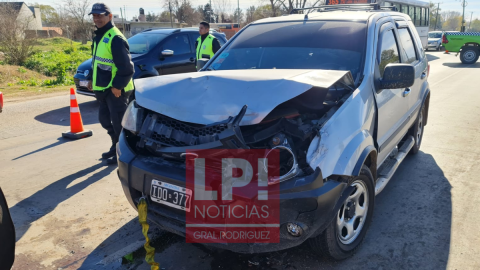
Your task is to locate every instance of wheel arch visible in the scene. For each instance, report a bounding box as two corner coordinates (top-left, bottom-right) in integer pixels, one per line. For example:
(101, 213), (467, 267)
(461, 43), (480, 51)
(422, 90), (430, 126)
(352, 145), (378, 181)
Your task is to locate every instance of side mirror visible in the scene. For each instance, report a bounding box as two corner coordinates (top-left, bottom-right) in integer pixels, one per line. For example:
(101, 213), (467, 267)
(379, 64), (415, 90)
(161, 49), (174, 56)
(196, 58), (210, 71)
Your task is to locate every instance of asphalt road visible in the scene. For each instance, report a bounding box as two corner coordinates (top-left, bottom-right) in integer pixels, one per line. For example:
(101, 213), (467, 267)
(1, 51), (479, 270)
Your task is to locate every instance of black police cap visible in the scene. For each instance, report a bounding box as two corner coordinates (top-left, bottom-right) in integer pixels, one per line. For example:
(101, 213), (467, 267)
(89, 3), (112, 15)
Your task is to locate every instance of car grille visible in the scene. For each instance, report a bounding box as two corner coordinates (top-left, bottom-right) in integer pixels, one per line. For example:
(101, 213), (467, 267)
(150, 114), (228, 147)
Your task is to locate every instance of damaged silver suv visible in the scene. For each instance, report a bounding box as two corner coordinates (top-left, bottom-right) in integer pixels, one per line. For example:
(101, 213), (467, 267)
(117, 5), (430, 260)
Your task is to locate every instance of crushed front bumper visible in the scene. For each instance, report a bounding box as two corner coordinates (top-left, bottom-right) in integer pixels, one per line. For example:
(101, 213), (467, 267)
(117, 130), (346, 253)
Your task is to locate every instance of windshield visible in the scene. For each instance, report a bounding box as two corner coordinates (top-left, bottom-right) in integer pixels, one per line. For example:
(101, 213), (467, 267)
(128, 33), (167, 54)
(429, 32), (442, 38)
(206, 21), (367, 80)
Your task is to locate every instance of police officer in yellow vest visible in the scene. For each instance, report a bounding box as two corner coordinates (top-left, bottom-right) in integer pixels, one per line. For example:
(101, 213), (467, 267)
(195, 22), (221, 69)
(87, 3), (134, 165)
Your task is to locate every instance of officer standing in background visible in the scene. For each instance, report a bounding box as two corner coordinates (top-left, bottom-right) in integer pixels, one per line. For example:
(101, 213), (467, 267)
(195, 21), (221, 68)
(87, 3), (135, 165)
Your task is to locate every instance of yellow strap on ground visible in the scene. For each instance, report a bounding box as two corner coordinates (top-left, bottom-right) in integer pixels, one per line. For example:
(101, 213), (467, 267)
(138, 197), (160, 270)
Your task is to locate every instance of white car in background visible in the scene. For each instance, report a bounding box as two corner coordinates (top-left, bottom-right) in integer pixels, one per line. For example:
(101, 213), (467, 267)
(427, 31), (443, 51)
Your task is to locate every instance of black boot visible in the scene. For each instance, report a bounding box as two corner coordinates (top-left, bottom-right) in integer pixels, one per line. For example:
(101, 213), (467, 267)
(102, 146), (116, 159)
(102, 136), (117, 159)
(106, 155), (117, 165)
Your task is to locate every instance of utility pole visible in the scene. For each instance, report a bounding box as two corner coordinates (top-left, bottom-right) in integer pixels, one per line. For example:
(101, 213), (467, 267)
(124, 6), (127, 21)
(434, 3), (441, 31)
(120, 8), (125, 34)
(210, 0), (212, 23)
(460, 0), (468, 32)
(169, 2), (173, 28)
(237, 0), (240, 26)
(468, 12), (473, 31)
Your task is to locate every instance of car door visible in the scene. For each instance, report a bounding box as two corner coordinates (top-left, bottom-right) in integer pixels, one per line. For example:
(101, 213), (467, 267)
(160, 34), (196, 75)
(374, 21), (411, 164)
(396, 21), (427, 125)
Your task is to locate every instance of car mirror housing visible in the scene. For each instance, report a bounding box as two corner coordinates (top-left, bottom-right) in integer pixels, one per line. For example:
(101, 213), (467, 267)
(379, 63), (415, 90)
(161, 50), (174, 56)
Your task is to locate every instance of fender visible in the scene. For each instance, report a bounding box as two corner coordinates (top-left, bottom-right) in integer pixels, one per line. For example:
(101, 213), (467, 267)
(333, 130), (375, 177)
(352, 145), (377, 177)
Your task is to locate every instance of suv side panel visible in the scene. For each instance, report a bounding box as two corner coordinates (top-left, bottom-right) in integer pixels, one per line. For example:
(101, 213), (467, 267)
(374, 21), (410, 163)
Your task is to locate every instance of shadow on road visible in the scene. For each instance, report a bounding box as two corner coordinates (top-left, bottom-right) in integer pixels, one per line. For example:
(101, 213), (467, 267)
(12, 137), (70, 160)
(76, 151), (451, 270)
(426, 54), (440, 62)
(9, 163), (115, 242)
(34, 100), (99, 126)
(442, 62), (480, 68)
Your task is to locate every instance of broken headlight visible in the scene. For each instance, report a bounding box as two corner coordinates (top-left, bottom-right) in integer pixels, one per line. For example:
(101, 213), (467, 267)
(264, 134), (299, 185)
(121, 100), (145, 134)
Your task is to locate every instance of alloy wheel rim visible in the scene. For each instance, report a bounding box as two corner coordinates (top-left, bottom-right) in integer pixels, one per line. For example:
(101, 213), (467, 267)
(337, 180), (369, 245)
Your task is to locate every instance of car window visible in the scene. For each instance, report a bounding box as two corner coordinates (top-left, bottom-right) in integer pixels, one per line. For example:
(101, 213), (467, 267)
(207, 21), (367, 80)
(398, 28), (417, 64)
(128, 33), (167, 54)
(378, 29), (400, 77)
(163, 34), (191, 55)
(428, 32), (442, 38)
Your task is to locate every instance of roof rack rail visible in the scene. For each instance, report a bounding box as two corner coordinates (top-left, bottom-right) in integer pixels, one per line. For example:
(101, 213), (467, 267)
(290, 4), (397, 14)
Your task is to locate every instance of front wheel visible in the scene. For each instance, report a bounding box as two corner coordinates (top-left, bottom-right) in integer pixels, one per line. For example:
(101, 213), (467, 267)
(460, 48), (479, 64)
(408, 104), (426, 155)
(309, 165), (375, 260)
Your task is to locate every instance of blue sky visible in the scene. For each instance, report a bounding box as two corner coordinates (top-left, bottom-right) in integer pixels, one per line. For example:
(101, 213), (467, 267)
(34, 0), (480, 21)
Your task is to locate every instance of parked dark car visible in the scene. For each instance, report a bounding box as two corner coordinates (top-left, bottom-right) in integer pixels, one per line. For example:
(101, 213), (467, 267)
(74, 28), (227, 96)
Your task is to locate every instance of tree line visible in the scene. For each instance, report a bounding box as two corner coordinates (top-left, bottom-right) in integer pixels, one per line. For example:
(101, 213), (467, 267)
(429, 2), (480, 32)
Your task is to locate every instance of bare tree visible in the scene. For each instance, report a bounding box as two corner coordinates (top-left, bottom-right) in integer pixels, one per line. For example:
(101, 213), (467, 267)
(213, 0), (233, 21)
(0, 3), (38, 65)
(245, 6), (256, 24)
(60, 0), (92, 44)
(163, 0), (204, 26)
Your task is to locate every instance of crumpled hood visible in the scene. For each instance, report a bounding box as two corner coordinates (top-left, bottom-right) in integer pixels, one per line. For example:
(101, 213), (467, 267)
(428, 38), (441, 42)
(134, 69), (354, 126)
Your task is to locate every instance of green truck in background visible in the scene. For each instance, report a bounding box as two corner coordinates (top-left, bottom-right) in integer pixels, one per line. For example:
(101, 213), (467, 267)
(442, 32), (480, 64)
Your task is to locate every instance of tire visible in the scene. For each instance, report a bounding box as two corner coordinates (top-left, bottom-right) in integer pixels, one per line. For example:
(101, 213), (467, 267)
(460, 48), (479, 64)
(309, 165), (375, 260)
(436, 45), (440, 51)
(408, 104), (426, 155)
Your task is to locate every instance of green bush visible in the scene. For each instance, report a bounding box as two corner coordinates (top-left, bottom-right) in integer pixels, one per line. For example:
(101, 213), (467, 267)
(17, 67), (27, 73)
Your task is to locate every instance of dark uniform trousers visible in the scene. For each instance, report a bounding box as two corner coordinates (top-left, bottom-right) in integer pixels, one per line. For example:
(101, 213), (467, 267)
(94, 88), (131, 146)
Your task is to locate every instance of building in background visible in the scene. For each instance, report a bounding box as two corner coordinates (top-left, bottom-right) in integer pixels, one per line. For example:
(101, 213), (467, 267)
(0, 2), (42, 30)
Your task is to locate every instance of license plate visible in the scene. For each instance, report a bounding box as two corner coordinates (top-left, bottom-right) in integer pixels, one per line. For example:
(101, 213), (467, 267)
(150, 180), (192, 212)
(79, 80), (89, 87)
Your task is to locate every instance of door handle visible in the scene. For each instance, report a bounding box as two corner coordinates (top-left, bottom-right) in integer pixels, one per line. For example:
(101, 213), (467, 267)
(189, 57), (194, 62)
(403, 88), (411, 97)
(421, 72), (427, 79)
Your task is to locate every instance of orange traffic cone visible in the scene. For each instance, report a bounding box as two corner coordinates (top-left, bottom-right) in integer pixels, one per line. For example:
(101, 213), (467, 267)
(444, 50), (449, 54)
(62, 88), (93, 139)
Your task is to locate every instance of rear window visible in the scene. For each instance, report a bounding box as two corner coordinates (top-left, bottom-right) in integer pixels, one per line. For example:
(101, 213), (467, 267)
(207, 21), (367, 80)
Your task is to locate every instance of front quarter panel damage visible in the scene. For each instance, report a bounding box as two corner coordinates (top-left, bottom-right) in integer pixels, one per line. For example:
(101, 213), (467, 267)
(307, 87), (376, 179)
